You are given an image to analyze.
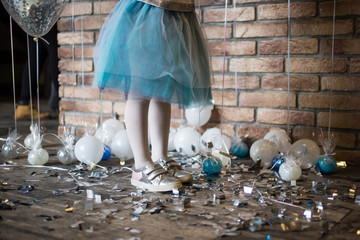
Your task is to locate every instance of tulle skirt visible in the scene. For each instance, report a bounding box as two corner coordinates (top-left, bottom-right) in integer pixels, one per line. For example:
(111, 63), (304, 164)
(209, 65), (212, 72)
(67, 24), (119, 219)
(93, 0), (213, 107)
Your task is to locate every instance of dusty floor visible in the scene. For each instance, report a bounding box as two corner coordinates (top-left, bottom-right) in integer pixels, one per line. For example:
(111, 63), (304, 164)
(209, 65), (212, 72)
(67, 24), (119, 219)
(0, 101), (360, 240)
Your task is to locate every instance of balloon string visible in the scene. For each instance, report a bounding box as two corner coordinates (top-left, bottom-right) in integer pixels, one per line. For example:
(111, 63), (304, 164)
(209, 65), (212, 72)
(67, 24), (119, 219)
(220, 0), (228, 136)
(99, 0), (102, 30)
(36, 38), (41, 130)
(72, 0), (76, 129)
(81, 15), (85, 126)
(233, 0), (238, 99)
(328, 0), (336, 139)
(286, 0), (291, 139)
(98, 0), (103, 127)
(9, 16), (17, 132)
(26, 35), (34, 125)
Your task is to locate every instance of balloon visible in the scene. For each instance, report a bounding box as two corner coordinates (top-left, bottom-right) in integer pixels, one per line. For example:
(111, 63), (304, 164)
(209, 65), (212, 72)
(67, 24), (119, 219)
(200, 128), (231, 153)
(111, 130), (133, 161)
(75, 136), (103, 166)
(185, 105), (213, 127)
(264, 129), (290, 154)
(2, 143), (20, 159)
(289, 139), (320, 169)
(24, 133), (42, 149)
(315, 156), (336, 174)
(95, 125), (116, 146)
(271, 154), (285, 171)
(174, 127), (201, 156)
(202, 157), (222, 175)
(57, 148), (76, 165)
(249, 139), (278, 168)
(103, 119), (125, 132)
(28, 148), (49, 165)
(168, 127), (177, 151)
(279, 161), (302, 181)
(1, 0), (68, 37)
(101, 145), (111, 161)
(231, 141), (248, 158)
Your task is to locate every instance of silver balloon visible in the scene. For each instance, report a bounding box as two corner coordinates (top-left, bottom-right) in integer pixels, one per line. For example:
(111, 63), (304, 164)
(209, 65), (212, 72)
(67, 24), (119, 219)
(1, 0), (68, 37)
(1, 143), (20, 159)
(57, 148), (76, 165)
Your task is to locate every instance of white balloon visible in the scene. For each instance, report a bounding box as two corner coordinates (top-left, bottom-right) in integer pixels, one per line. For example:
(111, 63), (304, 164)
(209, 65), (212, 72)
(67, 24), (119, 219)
(185, 105), (213, 127)
(75, 136), (103, 166)
(28, 148), (49, 165)
(103, 119), (125, 132)
(289, 139), (320, 169)
(279, 162), (302, 181)
(200, 128), (231, 153)
(249, 139), (278, 168)
(264, 129), (290, 154)
(174, 127), (201, 156)
(111, 130), (133, 160)
(95, 125), (116, 146)
(168, 127), (177, 151)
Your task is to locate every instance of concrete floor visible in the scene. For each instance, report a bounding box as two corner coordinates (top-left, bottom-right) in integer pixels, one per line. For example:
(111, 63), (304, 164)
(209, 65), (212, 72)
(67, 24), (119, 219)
(0, 99), (360, 240)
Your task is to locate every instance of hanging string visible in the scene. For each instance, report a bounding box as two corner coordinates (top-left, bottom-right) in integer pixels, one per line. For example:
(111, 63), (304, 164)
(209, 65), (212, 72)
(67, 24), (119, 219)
(220, 0), (228, 135)
(9, 15), (17, 132)
(35, 37), (41, 130)
(328, 0), (336, 139)
(286, 0), (291, 139)
(72, 0), (76, 129)
(81, 15), (85, 126)
(99, 0), (104, 127)
(26, 35), (34, 125)
(233, 0), (238, 99)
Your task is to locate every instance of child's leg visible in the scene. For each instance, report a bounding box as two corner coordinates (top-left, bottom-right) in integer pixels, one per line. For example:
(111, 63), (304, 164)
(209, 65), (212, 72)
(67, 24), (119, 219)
(124, 97), (152, 169)
(148, 99), (171, 161)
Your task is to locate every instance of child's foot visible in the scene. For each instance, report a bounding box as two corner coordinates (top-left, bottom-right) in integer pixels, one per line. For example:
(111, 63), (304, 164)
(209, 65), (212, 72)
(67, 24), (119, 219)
(131, 164), (182, 192)
(155, 157), (193, 183)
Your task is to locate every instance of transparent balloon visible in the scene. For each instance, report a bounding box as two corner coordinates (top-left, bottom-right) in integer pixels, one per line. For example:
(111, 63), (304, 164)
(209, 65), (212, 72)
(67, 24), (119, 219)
(185, 105), (213, 127)
(1, 130), (21, 159)
(1, 0), (68, 37)
(103, 118), (125, 133)
(57, 127), (77, 165)
(264, 129), (290, 154)
(249, 139), (278, 168)
(174, 127), (201, 156)
(28, 148), (49, 165)
(74, 136), (103, 167)
(200, 128), (231, 153)
(24, 124), (42, 149)
(168, 127), (177, 151)
(95, 124), (117, 146)
(111, 130), (133, 161)
(289, 139), (320, 169)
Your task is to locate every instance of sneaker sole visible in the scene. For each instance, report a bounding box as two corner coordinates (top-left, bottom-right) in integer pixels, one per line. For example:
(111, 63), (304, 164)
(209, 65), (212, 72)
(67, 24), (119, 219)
(131, 179), (182, 192)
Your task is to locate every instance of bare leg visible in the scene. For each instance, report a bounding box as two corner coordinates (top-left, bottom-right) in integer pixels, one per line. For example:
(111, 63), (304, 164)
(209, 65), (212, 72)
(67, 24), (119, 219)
(124, 97), (152, 169)
(148, 99), (171, 161)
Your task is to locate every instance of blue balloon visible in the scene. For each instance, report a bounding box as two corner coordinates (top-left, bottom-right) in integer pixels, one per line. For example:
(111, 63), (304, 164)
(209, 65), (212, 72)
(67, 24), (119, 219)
(231, 141), (248, 158)
(101, 145), (111, 161)
(271, 154), (285, 171)
(202, 157), (222, 175)
(315, 156), (336, 174)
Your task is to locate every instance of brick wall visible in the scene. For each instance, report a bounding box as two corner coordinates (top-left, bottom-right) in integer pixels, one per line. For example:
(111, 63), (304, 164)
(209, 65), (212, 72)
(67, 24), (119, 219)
(57, 0), (360, 165)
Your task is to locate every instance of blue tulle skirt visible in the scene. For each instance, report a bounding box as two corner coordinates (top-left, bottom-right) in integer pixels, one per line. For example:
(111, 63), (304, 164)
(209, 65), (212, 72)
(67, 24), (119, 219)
(93, 0), (213, 107)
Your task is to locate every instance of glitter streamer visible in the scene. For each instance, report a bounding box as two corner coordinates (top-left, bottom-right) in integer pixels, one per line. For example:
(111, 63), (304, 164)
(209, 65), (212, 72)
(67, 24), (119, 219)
(9, 15), (17, 131)
(328, 0), (336, 139)
(220, 0), (228, 135)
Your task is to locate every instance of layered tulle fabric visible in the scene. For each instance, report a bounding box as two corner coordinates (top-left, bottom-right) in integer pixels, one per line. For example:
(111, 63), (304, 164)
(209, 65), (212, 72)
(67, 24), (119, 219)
(93, 0), (213, 107)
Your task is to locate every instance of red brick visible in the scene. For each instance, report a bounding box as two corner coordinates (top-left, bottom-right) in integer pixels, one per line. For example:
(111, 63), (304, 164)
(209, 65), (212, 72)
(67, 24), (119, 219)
(210, 107), (254, 122)
(79, 74), (94, 86)
(258, 2), (316, 20)
(333, 150), (360, 166)
(213, 75), (260, 89)
(350, 58), (360, 73)
(59, 100), (74, 112)
(61, 3), (92, 17)
(170, 105), (183, 119)
(287, 58), (347, 73)
(59, 74), (76, 85)
(75, 46), (95, 59)
(57, 32), (94, 45)
(74, 16), (106, 30)
(299, 94), (360, 111)
(257, 109), (315, 126)
(259, 39), (318, 55)
(209, 41), (256, 56)
(318, 112), (360, 129)
(321, 76), (360, 91)
(235, 22), (287, 38)
(203, 25), (232, 39)
(293, 127), (356, 149)
(63, 86), (100, 99)
(113, 102), (127, 116)
(230, 58), (284, 73)
(58, 47), (73, 59)
(262, 75), (319, 91)
(322, 39), (360, 55)
(240, 92), (296, 108)
(75, 100), (112, 114)
(198, 0), (228, 7)
(320, 0), (360, 17)
(102, 90), (126, 101)
(237, 125), (275, 140)
(291, 19), (353, 36)
(212, 91), (238, 106)
(58, 60), (93, 72)
(204, 7), (255, 23)
(57, 19), (72, 31)
(238, 0), (279, 3)
(94, 1), (118, 14)
(212, 58), (228, 72)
